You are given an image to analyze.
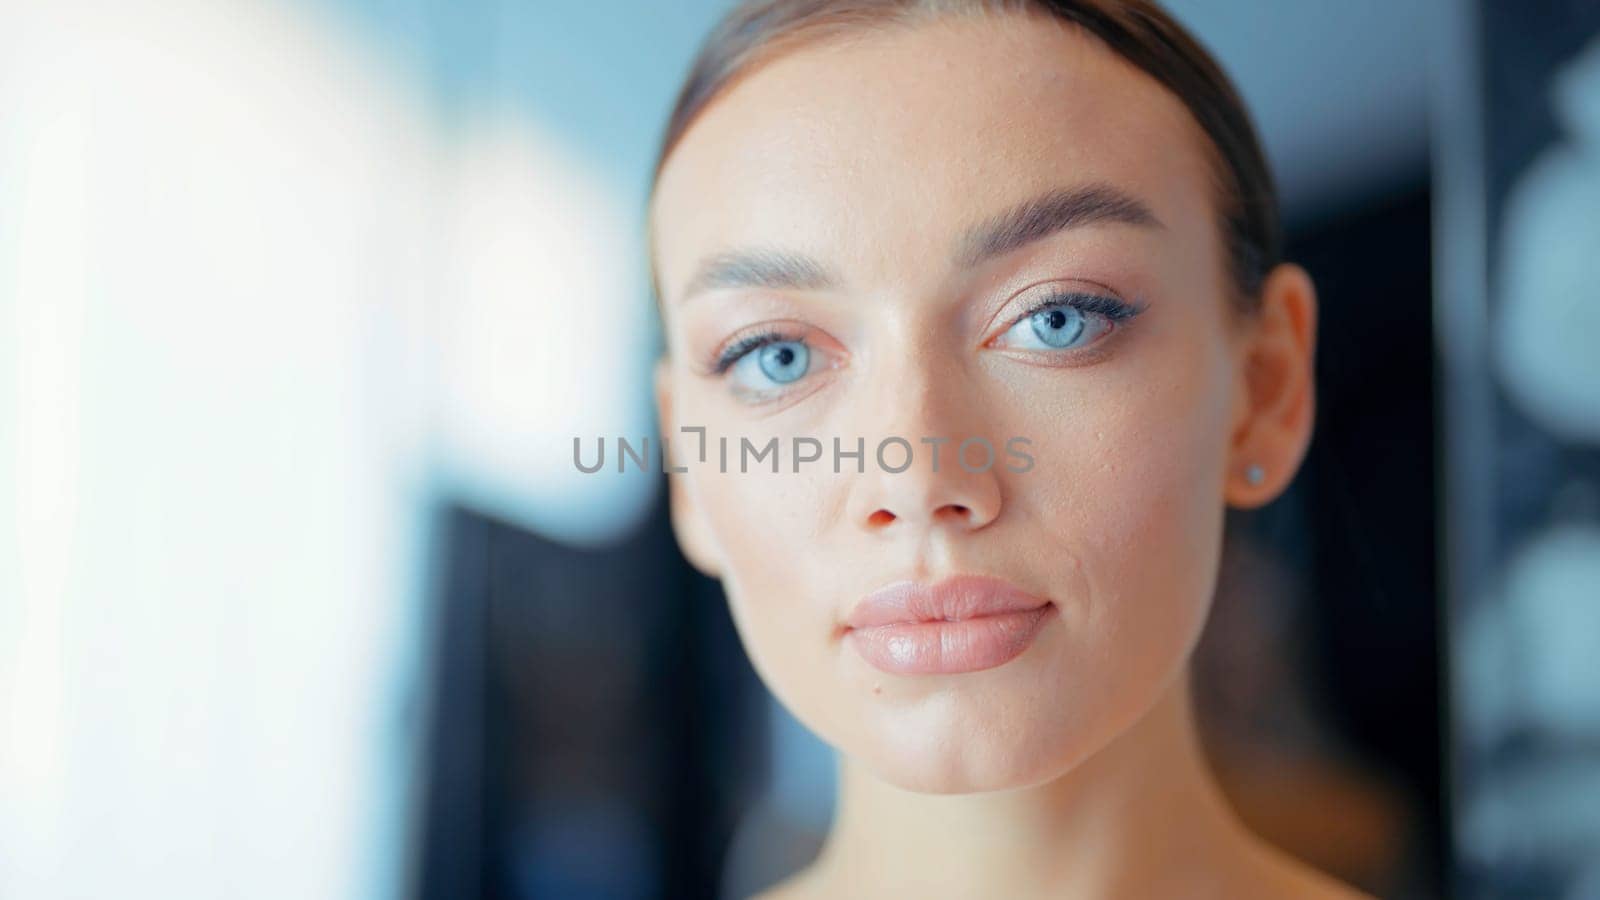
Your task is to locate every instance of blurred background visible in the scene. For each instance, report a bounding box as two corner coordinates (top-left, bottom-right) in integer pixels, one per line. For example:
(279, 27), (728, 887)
(2, 0), (1597, 897)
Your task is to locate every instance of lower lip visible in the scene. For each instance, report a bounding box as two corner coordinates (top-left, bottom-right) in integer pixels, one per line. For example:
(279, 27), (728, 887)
(845, 605), (1054, 675)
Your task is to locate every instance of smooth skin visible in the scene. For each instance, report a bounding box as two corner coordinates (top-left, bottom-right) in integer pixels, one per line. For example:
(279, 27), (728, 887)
(651, 9), (1361, 900)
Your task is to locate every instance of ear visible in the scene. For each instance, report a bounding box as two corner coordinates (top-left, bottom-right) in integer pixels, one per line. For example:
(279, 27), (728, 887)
(655, 357), (724, 578)
(1224, 262), (1318, 509)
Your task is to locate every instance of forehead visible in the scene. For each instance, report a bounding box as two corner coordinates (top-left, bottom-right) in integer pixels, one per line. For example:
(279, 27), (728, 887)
(650, 11), (1217, 306)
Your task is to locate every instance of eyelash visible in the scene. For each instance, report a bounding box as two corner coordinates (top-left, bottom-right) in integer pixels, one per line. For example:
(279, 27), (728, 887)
(1008, 290), (1147, 331)
(701, 290), (1146, 376)
(708, 327), (804, 375)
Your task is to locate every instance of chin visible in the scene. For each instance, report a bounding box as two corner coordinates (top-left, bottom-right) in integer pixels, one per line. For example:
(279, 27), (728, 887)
(855, 706), (1085, 795)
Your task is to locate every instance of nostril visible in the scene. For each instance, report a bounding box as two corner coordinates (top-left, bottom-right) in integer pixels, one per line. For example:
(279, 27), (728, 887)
(940, 504), (970, 519)
(867, 509), (896, 528)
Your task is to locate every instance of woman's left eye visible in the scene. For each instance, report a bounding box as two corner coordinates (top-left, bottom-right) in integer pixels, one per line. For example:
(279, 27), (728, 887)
(991, 293), (1140, 353)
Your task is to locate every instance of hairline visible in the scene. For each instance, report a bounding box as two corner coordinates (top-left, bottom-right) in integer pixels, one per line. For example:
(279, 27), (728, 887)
(646, 3), (1255, 348)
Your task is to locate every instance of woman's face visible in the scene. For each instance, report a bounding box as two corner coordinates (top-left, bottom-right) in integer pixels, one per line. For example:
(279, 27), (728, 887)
(651, 13), (1255, 793)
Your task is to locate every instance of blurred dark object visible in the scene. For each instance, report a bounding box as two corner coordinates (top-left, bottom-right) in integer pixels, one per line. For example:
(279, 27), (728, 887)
(412, 493), (763, 900)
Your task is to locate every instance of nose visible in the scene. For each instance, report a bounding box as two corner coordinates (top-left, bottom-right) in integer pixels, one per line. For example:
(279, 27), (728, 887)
(843, 371), (1004, 536)
(850, 437), (1003, 534)
(859, 473), (999, 531)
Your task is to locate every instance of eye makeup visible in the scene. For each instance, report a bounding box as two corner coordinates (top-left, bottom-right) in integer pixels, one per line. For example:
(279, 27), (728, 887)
(1009, 290), (1147, 327)
(690, 283), (1149, 408)
(689, 319), (844, 409)
(705, 326), (805, 376)
(985, 286), (1149, 359)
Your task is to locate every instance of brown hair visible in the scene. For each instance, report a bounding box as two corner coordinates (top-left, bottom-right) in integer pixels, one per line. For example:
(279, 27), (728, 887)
(646, 0), (1280, 315)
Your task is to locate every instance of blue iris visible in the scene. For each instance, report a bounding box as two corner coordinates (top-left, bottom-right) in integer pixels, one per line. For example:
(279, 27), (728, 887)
(1029, 305), (1086, 348)
(757, 341), (809, 384)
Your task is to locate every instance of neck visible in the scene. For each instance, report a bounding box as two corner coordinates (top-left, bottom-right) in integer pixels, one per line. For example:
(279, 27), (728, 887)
(802, 670), (1262, 899)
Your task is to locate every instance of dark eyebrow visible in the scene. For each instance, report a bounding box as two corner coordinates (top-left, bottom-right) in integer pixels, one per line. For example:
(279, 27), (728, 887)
(676, 183), (1160, 304)
(956, 183), (1162, 269)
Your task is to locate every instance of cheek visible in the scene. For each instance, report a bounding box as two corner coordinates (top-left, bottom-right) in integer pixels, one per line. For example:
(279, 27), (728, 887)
(687, 465), (837, 704)
(666, 378), (850, 724)
(1010, 339), (1234, 718)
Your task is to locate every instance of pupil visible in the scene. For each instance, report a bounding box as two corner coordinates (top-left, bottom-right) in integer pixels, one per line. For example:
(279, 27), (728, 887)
(758, 341), (808, 384)
(1047, 309), (1066, 329)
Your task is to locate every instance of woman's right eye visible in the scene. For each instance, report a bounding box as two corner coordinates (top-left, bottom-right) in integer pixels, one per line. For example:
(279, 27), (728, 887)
(728, 338), (812, 397)
(697, 320), (849, 405)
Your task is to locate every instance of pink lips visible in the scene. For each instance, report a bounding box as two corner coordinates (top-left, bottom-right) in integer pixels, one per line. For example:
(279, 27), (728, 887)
(843, 575), (1054, 675)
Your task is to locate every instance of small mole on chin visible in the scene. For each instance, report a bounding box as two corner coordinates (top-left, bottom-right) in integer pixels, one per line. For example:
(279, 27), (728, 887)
(873, 683), (882, 695)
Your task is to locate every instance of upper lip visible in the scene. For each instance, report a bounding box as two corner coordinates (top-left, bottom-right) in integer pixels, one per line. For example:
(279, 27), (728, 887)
(845, 574), (1051, 629)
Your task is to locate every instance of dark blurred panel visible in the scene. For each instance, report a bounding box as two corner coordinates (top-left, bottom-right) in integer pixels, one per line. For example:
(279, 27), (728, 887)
(1194, 182), (1443, 899)
(413, 491), (763, 900)
(1293, 184), (1444, 892)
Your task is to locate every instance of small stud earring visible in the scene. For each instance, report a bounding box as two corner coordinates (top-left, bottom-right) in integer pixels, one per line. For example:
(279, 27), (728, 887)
(1244, 463), (1265, 486)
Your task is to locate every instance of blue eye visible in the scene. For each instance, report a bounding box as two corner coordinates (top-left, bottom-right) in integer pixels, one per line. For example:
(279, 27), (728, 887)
(1029, 305), (1086, 348)
(725, 337), (811, 394)
(994, 292), (1143, 353)
(704, 325), (837, 404)
(754, 340), (809, 383)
